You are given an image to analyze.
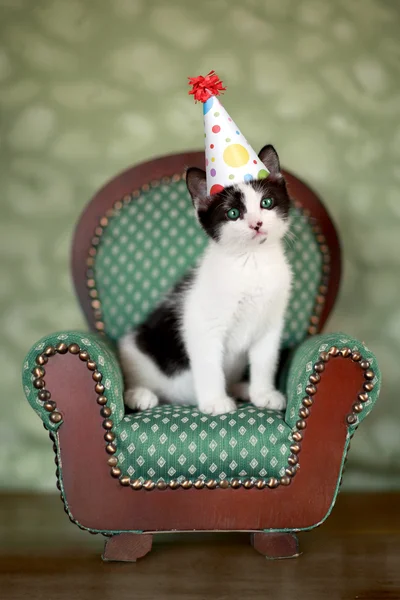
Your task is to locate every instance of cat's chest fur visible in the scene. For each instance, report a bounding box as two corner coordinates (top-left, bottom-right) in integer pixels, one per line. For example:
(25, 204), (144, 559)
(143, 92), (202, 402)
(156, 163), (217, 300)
(184, 242), (291, 350)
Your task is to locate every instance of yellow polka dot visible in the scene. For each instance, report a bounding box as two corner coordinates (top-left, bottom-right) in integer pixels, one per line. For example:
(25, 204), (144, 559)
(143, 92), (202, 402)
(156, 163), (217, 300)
(223, 144), (249, 168)
(211, 157), (215, 162)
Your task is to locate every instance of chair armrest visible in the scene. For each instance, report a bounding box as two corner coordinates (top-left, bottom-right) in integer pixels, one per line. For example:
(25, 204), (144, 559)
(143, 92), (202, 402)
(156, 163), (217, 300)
(285, 333), (381, 430)
(22, 331), (125, 432)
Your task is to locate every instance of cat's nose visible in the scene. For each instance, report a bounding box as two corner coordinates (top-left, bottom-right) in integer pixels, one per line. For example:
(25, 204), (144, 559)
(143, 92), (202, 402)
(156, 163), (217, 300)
(250, 221), (263, 231)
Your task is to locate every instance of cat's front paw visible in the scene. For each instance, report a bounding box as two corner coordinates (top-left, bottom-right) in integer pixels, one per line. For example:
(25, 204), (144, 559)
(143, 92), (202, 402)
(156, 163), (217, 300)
(199, 395), (237, 416)
(124, 387), (159, 411)
(250, 389), (286, 411)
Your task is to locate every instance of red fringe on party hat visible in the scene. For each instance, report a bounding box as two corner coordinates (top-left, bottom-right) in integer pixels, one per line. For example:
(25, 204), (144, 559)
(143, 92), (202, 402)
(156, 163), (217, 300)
(188, 70), (226, 103)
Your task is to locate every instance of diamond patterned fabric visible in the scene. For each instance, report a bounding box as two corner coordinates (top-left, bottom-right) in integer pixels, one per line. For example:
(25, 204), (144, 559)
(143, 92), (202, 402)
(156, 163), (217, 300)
(94, 179), (323, 349)
(114, 403), (292, 482)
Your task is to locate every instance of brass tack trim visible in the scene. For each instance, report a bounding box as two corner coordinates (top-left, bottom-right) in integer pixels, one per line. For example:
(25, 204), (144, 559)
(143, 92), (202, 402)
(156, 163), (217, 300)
(102, 419), (113, 430)
(302, 396), (313, 407)
(230, 478), (241, 489)
(206, 480), (217, 489)
(280, 476), (291, 486)
(351, 352), (361, 362)
(364, 369), (374, 381)
(92, 371), (102, 382)
(305, 384), (317, 396)
(157, 481), (167, 490)
(44, 346), (56, 357)
(288, 454), (298, 465)
(328, 346), (339, 356)
(296, 419), (307, 430)
(299, 407), (310, 419)
(50, 412), (62, 424)
(101, 406), (112, 418)
(111, 467), (121, 478)
(91, 299), (101, 310)
(309, 373), (320, 384)
(363, 381), (374, 392)
(143, 480), (155, 490)
(255, 479), (266, 489)
(104, 431), (115, 442)
(56, 342), (68, 354)
(243, 479), (254, 489)
(36, 354), (48, 366)
(130, 480), (143, 490)
(219, 479), (229, 489)
(106, 443), (116, 454)
(68, 343), (80, 354)
(107, 457), (118, 467)
(120, 476), (130, 486)
(346, 414), (357, 425)
(292, 431), (303, 442)
(181, 480), (193, 489)
(285, 466), (297, 477)
(44, 401), (56, 412)
(360, 360), (370, 370)
(340, 347), (352, 358)
(352, 402), (363, 413)
(194, 479), (205, 489)
(79, 350), (89, 361)
(97, 395), (107, 405)
(95, 383), (105, 394)
(290, 444), (301, 454)
(32, 366), (45, 378)
(267, 477), (279, 488)
(38, 390), (51, 401)
(320, 351), (330, 362)
(33, 378), (45, 389)
(169, 480), (179, 490)
(314, 361), (325, 372)
(358, 392), (369, 403)
(86, 360), (96, 371)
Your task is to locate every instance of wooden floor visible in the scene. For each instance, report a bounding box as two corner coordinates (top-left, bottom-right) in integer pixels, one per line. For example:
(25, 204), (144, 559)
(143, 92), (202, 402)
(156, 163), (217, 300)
(1, 493), (399, 600)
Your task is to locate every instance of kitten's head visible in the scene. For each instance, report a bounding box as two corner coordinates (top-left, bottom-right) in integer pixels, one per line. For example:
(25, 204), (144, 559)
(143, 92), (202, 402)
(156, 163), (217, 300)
(186, 145), (290, 249)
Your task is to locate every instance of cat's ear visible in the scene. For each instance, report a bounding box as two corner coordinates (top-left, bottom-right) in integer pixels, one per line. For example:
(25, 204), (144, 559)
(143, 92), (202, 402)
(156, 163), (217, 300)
(186, 167), (208, 209)
(258, 144), (281, 176)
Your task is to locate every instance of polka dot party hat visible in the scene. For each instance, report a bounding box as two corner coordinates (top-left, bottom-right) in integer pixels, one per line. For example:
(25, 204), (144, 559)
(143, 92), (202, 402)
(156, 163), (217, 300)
(188, 71), (269, 196)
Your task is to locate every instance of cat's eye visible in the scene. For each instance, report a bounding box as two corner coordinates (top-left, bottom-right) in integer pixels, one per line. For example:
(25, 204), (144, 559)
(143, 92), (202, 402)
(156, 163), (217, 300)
(261, 197), (274, 209)
(227, 208), (240, 220)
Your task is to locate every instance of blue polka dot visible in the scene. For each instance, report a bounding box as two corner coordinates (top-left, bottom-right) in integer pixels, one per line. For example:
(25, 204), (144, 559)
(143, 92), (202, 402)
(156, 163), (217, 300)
(236, 130), (240, 135)
(203, 97), (214, 115)
(244, 174), (254, 182)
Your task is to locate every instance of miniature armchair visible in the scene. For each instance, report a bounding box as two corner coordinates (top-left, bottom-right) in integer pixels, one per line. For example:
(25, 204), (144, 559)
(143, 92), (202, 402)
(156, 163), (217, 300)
(22, 151), (381, 562)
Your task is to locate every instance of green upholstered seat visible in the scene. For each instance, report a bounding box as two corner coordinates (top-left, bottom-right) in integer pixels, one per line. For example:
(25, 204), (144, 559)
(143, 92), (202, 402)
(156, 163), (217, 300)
(115, 404), (292, 482)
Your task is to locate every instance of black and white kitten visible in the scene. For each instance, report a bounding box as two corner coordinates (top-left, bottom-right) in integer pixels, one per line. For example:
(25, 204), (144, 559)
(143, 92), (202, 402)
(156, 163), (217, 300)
(119, 145), (292, 416)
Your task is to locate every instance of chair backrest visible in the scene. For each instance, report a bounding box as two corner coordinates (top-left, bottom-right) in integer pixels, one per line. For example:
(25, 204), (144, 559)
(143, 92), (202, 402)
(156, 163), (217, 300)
(72, 151), (341, 350)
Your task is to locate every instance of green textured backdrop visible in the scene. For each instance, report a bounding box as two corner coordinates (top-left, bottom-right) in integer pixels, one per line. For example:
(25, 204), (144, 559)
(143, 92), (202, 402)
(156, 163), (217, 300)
(1, 0), (399, 490)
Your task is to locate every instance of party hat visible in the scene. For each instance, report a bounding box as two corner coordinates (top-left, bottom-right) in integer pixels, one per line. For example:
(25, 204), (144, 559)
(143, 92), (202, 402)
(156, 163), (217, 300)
(188, 71), (269, 196)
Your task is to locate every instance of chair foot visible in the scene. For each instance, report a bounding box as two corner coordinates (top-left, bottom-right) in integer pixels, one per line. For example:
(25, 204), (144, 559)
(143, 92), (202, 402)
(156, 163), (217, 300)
(102, 533), (153, 562)
(251, 532), (300, 560)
